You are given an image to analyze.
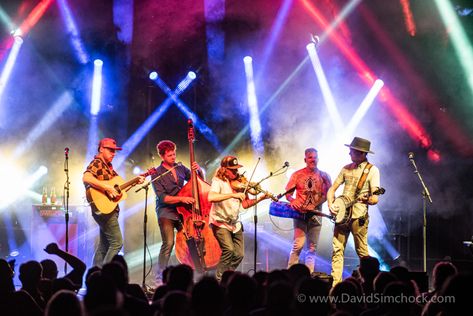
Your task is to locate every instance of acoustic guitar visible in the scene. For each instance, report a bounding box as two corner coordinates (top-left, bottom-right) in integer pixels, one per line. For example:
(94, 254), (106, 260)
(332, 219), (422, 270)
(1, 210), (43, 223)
(86, 168), (156, 214)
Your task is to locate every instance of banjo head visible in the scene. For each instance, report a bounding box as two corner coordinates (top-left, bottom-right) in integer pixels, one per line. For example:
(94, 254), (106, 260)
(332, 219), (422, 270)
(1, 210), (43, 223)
(333, 195), (353, 224)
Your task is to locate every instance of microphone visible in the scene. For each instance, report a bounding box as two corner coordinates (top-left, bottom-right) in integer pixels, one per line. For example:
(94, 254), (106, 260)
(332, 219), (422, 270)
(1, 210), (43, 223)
(284, 161), (290, 168)
(64, 147), (69, 158)
(408, 152), (414, 160)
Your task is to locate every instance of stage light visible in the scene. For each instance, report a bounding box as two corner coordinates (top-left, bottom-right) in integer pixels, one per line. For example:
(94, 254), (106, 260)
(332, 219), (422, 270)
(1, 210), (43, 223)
(14, 92), (73, 157)
(149, 71), (158, 80)
(300, 0), (434, 154)
(243, 55), (264, 155)
(187, 71), (196, 80)
(0, 34), (24, 103)
(434, 0), (473, 99)
(204, 0), (226, 74)
(400, 0), (417, 36)
(0, 164), (48, 210)
(16, 0), (54, 36)
(115, 72), (198, 168)
(132, 166), (142, 175)
(306, 42), (343, 130)
(148, 70), (223, 151)
(344, 79), (384, 138)
(84, 115), (99, 168)
(57, 0), (89, 64)
(255, 0), (293, 85)
(90, 59), (103, 115)
(0, 7), (15, 32)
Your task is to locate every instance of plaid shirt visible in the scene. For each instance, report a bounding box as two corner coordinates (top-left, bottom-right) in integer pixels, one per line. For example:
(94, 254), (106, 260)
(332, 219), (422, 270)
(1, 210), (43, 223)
(84, 155), (119, 212)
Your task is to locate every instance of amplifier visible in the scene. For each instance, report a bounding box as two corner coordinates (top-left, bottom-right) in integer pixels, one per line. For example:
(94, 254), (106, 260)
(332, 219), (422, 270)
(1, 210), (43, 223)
(31, 204), (88, 269)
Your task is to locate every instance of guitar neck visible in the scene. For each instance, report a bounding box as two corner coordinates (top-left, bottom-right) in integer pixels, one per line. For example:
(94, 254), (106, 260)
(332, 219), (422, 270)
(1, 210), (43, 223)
(119, 177), (141, 191)
(348, 188), (384, 208)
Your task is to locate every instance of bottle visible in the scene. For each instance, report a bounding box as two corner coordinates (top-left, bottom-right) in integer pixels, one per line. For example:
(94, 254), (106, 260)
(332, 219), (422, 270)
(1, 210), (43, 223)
(50, 187), (57, 205)
(42, 187), (48, 205)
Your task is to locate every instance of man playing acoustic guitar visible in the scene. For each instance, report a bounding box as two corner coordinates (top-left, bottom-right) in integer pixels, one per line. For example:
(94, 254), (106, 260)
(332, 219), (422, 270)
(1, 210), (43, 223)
(327, 137), (381, 286)
(285, 148), (332, 273)
(83, 138), (144, 267)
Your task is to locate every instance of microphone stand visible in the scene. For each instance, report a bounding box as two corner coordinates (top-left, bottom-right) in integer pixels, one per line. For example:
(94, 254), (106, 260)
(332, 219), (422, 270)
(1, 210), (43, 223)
(247, 162), (289, 273)
(63, 149), (70, 274)
(409, 155), (432, 273)
(242, 158), (260, 274)
(135, 163), (181, 290)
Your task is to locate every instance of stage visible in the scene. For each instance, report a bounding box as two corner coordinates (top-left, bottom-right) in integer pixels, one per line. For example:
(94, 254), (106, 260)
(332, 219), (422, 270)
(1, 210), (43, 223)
(1, 0), (473, 287)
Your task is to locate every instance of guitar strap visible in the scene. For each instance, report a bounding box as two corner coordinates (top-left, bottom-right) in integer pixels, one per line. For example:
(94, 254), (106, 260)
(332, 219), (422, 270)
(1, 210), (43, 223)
(353, 162), (373, 220)
(356, 162), (373, 193)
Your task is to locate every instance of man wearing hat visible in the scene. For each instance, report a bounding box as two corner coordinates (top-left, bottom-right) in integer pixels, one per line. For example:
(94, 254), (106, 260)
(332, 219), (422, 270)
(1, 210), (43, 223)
(83, 138), (144, 266)
(208, 155), (270, 281)
(327, 137), (381, 286)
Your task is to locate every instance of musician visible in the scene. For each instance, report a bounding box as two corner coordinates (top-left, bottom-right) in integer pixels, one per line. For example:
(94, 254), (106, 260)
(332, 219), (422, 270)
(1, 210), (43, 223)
(208, 155), (270, 281)
(83, 138), (144, 267)
(151, 140), (203, 281)
(327, 137), (380, 286)
(285, 148), (332, 273)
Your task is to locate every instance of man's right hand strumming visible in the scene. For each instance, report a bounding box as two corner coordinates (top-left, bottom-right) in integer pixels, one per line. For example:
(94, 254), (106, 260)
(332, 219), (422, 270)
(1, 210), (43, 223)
(105, 185), (121, 200)
(329, 202), (339, 215)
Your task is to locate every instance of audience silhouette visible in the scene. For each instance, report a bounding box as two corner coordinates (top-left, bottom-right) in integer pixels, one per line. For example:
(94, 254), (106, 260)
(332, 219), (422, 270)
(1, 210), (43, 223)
(1, 244), (471, 316)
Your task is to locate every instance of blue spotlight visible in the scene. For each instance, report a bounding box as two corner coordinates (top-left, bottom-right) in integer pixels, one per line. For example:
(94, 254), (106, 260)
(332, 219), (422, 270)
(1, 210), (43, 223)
(57, 0), (89, 64)
(243, 55), (264, 155)
(84, 115), (99, 168)
(115, 72), (198, 168)
(255, 0), (293, 84)
(90, 59), (103, 115)
(149, 71), (158, 80)
(14, 92), (74, 157)
(0, 34), (24, 104)
(149, 71), (222, 151)
(204, 0), (226, 73)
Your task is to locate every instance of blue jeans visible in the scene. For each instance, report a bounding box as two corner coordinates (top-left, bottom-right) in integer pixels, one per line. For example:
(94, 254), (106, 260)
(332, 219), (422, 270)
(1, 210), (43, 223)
(287, 217), (322, 273)
(92, 211), (123, 267)
(157, 217), (181, 278)
(211, 224), (244, 281)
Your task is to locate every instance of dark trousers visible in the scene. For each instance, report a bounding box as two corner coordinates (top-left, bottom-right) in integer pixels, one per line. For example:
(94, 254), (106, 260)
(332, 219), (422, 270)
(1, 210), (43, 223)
(211, 224), (244, 281)
(157, 217), (181, 278)
(92, 211), (123, 267)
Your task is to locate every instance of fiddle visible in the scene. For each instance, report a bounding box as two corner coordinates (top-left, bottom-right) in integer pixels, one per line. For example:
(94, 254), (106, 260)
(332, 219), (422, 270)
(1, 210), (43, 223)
(230, 174), (279, 202)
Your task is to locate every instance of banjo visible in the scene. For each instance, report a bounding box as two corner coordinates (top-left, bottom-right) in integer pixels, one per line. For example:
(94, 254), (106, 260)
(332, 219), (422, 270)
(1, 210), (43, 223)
(331, 187), (385, 225)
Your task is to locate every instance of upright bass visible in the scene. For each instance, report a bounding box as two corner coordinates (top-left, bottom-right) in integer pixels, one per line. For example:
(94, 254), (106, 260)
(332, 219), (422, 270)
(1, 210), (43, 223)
(175, 120), (221, 271)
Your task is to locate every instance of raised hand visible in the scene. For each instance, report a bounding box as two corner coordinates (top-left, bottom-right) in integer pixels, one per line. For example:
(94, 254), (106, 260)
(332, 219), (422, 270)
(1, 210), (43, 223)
(44, 242), (60, 254)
